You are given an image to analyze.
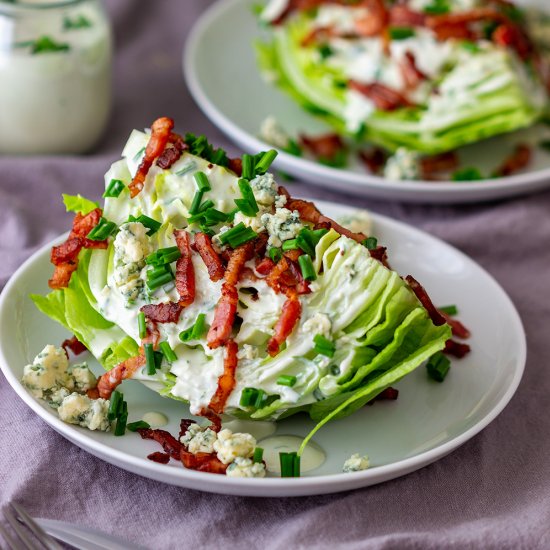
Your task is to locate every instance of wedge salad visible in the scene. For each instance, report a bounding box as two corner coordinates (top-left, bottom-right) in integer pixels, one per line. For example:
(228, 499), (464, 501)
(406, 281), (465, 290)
(256, 0), (550, 177)
(25, 117), (472, 476)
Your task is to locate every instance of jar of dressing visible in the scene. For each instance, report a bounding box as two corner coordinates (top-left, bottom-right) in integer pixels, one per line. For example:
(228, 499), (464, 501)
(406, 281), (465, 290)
(0, 0), (112, 154)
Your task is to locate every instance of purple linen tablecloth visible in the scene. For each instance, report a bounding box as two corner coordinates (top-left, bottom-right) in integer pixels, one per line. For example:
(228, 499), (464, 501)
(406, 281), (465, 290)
(1, 1), (550, 548)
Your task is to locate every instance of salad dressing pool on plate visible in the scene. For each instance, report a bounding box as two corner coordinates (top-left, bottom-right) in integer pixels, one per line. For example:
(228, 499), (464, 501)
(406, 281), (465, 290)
(142, 412), (169, 428)
(259, 435), (326, 474)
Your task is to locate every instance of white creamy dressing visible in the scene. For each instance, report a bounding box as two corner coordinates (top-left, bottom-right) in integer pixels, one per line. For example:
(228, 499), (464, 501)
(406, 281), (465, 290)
(0, 2), (112, 154)
(142, 411), (168, 428)
(259, 435), (326, 474)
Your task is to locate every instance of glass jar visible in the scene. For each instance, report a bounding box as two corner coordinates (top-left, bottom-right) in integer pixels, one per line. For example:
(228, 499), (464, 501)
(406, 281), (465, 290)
(0, 0), (112, 154)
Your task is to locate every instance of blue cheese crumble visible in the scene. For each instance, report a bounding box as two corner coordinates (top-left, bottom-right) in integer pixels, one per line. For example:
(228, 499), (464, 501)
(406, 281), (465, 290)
(226, 457), (266, 478)
(113, 222), (151, 302)
(213, 428), (257, 465)
(343, 453), (370, 473)
(180, 423), (218, 454)
(383, 148), (420, 181)
(261, 207), (303, 248)
(57, 393), (111, 431)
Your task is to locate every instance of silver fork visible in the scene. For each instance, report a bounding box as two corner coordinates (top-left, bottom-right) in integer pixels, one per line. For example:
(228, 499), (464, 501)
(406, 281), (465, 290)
(1, 503), (63, 550)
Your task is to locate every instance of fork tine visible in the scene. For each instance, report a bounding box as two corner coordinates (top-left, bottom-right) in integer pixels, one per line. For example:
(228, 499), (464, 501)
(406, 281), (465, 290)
(9, 504), (63, 550)
(0, 521), (27, 550)
(2, 508), (36, 550)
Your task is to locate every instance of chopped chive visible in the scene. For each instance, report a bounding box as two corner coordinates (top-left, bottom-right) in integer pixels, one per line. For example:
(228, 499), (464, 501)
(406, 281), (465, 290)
(127, 214), (161, 235)
(254, 149), (278, 175)
(189, 189), (205, 215)
(202, 208), (231, 226)
(277, 375), (297, 387)
(282, 239), (298, 251)
(138, 312), (147, 339)
(198, 199), (215, 213)
(253, 447), (264, 463)
(439, 304), (458, 316)
(283, 139), (302, 157)
(103, 179), (126, 198)
(87, 218), (117, 241)
(241, 154), (255, 180)
(362, 236), (378, 250)
(114, 408), (128, 436)
(280, 452), (300, 477)
(234, 178), (259, 216)
(179, 313), (207, 342)
(126, 420), (151, 432)
(194, 171), (211, 192)
(240, 387), (259, 407)
(154, 350), (164, 370)
(268, 247), (282, 263)
(31, 35), (70, 54)
(145, 251), (160, 266)
(108, 390), (123, 421)
(426, 352), (451, 382)
(389, 26), (415, 40)
(146, 267), (174, 290)
(296, 227), (328, 257)
(452, 167), (483, 181)
(63, 14), (92, 29)
(298, 254), (317, 281)
(254, 389), (266, 409)
(159, 341), (177, 362)
(318, 43), (333, 59)
(219, 222), (257, 248)
(313, 334), (335, 358)
(144, 343), (156, 375)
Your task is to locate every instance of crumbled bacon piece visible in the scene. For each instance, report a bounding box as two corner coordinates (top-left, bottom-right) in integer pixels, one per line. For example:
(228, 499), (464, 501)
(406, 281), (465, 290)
(256, 257), (275, 276)
(194, 232), (225, 282)
(175, 229), (196, 307)
(140, 302), (183, 324)
(368, 386), (399, 405)
(137, 428), (183, 459)
(267, 291), (302, 356)
(389, 4), (426, 27)
(440, 311), (471, 339)
(400, 51), (427, 90)
(287, 259), (311, 295)
(227, 157), (243, 176)
(420, 151), (459, 178)
(354, 0), (388, 37)
(359, 148), (387, 174)
(208, 340), (239, 414)
(299, 133), (345, 164)
(61, 336), (87, 357)
(197, 409), (223, 432)
(494, 144), (531, 177)
(97, 353), (145, 399)
(369, 246), (389, 268)
(207, 243), (253, 349)
(156, 133), (187, 170)
(180, 450), (228, 474)
(49, 208), (108, 289)
(179, 419), (197, 440)
(349, 81), (413, 111)
(405, 275), (447, 326)
(492, 23), (534, 59)
(147, 452), (171, 464)
(129, 117), (174, 198)
(444, 339), (471, 358)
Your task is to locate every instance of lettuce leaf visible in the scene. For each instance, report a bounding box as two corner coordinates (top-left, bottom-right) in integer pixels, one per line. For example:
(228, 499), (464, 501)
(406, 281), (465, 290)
(62, 194), (99, 215)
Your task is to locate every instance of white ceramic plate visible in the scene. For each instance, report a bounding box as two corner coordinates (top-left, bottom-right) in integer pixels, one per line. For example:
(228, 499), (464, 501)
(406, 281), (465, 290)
(0, 202), (525, 497)
(184, 0), (550, 204)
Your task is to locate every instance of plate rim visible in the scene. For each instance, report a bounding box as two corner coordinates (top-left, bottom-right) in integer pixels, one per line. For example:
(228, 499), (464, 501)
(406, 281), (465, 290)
(0, 204), (526, 497)
(183, 0), (550, 204)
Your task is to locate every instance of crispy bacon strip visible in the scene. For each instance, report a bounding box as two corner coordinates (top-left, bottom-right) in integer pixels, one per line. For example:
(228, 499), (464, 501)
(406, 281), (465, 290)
(180, 450), (228, 474)
(389, 4), (426, 27)
(197, 409), (223, 432)
(420, 152), (459, 178)
(156, 133), (187, 170)
(147, 452), (171, 464)
(207, 243), (253, 349)
(494, 144), (531, 177)
(354, 0), (388, 37)
(359, 148), (387, 174)
(299, 133), (345, 164)
(208, 340), (238, 414)
(400, 51), (427, 90)
(97, 354), (145, 399)
(256, 257), (275, 276)
(367, 386), (399, 405)
(61, 336), (87, 357)
(49, 208), (108, 289)
(129, 117), (174, 198)
(405, 275), (447, 326)
(349, 81), (413, 111)
(137, 428), (183, 459)
(444, 339), (471, 358)
(440, 311), (471, 339)
(194, 232), (225, 282)
(266, 257), (290, 294)
(175, 229), (195, 307)
(140, 302), (183, 324)
(267, 291), (302, 356)
(492, 23), (533, 59)
(227, 157), (243, 176)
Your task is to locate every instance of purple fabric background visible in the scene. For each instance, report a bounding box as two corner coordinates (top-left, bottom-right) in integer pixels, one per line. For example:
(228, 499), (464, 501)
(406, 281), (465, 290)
(1, 1), (550, 548)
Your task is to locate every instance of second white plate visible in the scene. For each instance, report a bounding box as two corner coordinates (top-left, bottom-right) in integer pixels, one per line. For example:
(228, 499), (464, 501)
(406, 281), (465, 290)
(184, 0), (550, 204)
(0, 202), (526, 496)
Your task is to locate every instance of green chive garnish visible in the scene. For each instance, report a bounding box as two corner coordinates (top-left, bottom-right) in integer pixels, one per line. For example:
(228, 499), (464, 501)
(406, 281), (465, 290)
(219, 223), (257, 248)
(31, 35), (70, 54)
(103, 179), (126, 198)
(108, 390), (123, 422)
(127, 214), (161, 235)
(389, 26), (415, 40)
(87, 218), (117, 241)
(277, 375), (297, 387)
(138, 312), (147, 339)
(452, 167), (484, 181)
(240, 387), (259, 407)
(241, 154), (255, 180)
(234, 178), (259, 216)
(179, 313), (207, 342)
(280, 452), (300, 477)
(362, 236), (378, 250)
(269, 247), (282, 263)
(144, 343), (156, 375)
(254, 389), (266, 409)
(439, 304), (458, 316)
(253, 447), (264, 463)
(254, 149), (278, 175)
(194, 171), (211, 192)
(189, 189), (205, 215)
(282, 239), (299, 251)
(114, 402), (128, 436)
(159, 341), (177, 362)
(298, 254), (316, 281)
(296, 228), (328, 257)
(313, 334), (335, 358)
(126, 420), (151, 432)
(426, 352), (451, 382)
